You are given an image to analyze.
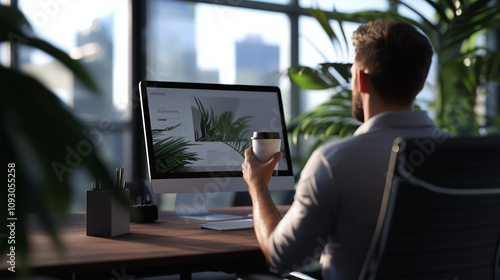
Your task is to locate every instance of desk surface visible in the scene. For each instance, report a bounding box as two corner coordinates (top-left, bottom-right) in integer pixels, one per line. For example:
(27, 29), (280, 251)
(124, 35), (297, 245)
(1, 206), (288, 279)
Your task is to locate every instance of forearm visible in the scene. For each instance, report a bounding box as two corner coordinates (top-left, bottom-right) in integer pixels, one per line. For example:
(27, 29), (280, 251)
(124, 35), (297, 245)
(248, 182), (282, 265)
(241, 146), (283, 265)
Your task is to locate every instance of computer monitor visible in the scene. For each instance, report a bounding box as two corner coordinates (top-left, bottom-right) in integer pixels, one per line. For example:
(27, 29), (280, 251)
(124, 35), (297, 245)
(139, 81), (295, 220)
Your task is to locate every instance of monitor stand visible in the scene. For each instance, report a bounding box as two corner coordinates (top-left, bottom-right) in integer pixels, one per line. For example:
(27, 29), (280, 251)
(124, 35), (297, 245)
(175, 193), (243, 221)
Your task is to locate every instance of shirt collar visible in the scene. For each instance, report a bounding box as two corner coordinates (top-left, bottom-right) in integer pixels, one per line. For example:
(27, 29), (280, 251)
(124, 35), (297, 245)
(353, 110), (434, 136)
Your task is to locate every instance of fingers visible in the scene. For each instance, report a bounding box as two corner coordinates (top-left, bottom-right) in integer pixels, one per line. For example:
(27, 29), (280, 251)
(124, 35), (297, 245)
(244, 146), (252, 157)
(245, 146), (281, 164)
(270, 151), (282, 166)
(242, 146), (282, 189)
(243, 146), (281, 173)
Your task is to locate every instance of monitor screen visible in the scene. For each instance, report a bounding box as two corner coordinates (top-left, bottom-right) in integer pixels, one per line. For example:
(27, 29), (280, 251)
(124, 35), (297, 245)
(139, 81), (295, 197)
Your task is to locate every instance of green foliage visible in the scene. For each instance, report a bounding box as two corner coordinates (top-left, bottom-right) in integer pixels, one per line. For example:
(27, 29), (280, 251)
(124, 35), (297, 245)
(372, 0), (500, 135)
(153, 137), (201, 173)
(288, 8), (359, 147)
(152, 124), (200, 173)
(289, 0), (500, 153)
(0, 5), (117, 273)
(289, 62), (352, 90)
(0, 5), (96, 90)
(289, 89), (358, 147)
(194, 97), (252, 157)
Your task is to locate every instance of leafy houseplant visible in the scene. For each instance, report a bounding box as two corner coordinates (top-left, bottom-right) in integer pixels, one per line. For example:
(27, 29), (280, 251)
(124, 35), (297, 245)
(289, 0), (500, 152)
(1, 5), (119, 273)
(288, 8), (358, 154)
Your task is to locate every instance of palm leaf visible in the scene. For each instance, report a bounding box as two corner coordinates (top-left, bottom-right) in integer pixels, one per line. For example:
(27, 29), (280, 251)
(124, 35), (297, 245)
(320, 63), (352, 84)
(194, 97), (252, 157)
(294, 1), (500, 141)
(288, 8), (355, 143)
(24, 38), (97, 91)
(0, 5), (96, 91)
(0, 4), (117, 273)
(306, 8), (339, 44)
(288, 63), (352, 90)
(288, 66), (333, 89)
(288, 89), (359, 145)
(153, 137), (201, 173)
(419, 0), (451, 24)
(0, 66), (116, 272)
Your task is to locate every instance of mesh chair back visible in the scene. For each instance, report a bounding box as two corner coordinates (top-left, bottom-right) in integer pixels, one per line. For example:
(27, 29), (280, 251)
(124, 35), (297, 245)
(360, 136), (500, 280)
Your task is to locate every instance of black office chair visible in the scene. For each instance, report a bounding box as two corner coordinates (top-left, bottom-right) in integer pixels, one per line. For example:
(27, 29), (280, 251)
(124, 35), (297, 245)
(241, 136), (500, 280)
(359, 136), (500, 280)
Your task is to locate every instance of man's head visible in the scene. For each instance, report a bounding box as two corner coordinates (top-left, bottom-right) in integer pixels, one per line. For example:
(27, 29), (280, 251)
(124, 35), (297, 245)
(350, 20), (433, 122)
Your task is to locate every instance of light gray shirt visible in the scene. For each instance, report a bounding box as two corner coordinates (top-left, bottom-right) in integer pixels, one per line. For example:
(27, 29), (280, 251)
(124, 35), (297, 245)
(269, 110), (449, 279)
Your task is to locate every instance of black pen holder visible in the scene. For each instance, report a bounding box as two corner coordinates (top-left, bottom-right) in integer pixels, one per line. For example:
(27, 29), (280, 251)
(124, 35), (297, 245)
(86, 190), (130, 237)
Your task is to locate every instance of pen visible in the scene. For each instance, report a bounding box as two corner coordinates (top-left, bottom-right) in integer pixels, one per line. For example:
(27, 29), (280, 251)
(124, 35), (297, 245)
(120, 166), (125, 189)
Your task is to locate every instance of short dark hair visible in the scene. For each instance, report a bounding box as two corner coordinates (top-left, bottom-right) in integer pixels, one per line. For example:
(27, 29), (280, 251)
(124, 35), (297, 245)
(352, 20), (433, 104)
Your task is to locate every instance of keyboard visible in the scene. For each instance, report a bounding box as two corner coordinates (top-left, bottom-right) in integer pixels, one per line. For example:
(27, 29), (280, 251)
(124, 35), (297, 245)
(199, 218), (254, 231)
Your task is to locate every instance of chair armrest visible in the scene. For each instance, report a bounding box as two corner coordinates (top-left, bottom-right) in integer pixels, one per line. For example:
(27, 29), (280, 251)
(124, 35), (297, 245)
(284, 271), (318, 280)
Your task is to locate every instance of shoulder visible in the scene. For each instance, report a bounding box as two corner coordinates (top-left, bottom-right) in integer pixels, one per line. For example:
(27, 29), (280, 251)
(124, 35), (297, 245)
(311, 134), (376, 164)
(299, 135), (367, 186)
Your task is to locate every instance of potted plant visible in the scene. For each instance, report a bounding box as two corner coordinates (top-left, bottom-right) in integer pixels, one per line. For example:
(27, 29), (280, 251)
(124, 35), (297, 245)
(289, 0), (500, 156)
(1, 4), (120, 274)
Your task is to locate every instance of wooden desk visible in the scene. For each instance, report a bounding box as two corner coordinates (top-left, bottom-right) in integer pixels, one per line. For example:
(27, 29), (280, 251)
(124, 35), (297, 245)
(1, 206), (288, 279)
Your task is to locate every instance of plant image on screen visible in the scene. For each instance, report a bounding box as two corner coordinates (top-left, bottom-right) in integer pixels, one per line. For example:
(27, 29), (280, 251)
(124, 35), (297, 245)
(193, 97), (252, 157)
(152, 124), (201, 173)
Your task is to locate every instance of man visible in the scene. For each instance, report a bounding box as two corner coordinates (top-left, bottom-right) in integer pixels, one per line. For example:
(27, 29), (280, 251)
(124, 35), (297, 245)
(241, 20), (449, 279)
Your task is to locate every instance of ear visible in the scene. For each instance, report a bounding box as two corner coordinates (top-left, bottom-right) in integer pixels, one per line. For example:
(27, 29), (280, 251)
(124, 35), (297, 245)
(358, 70), (370, 93)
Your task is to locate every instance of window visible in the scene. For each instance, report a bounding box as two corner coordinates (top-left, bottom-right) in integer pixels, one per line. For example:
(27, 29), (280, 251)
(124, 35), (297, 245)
(298, 16), (360, 112)
(299, 0), (388, 11)
(19, 0), (130, 120)
(145, 0), (292, 115)
(18, 0), (131, 211)
(7, 0), (497, 211)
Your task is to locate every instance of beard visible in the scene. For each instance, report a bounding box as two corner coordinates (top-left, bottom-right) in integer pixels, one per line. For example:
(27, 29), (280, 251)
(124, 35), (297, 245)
(352, 91), (364, 123)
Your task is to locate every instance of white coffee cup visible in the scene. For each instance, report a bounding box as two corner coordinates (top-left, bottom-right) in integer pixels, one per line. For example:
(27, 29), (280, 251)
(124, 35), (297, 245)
(251, 132), (281, 174)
